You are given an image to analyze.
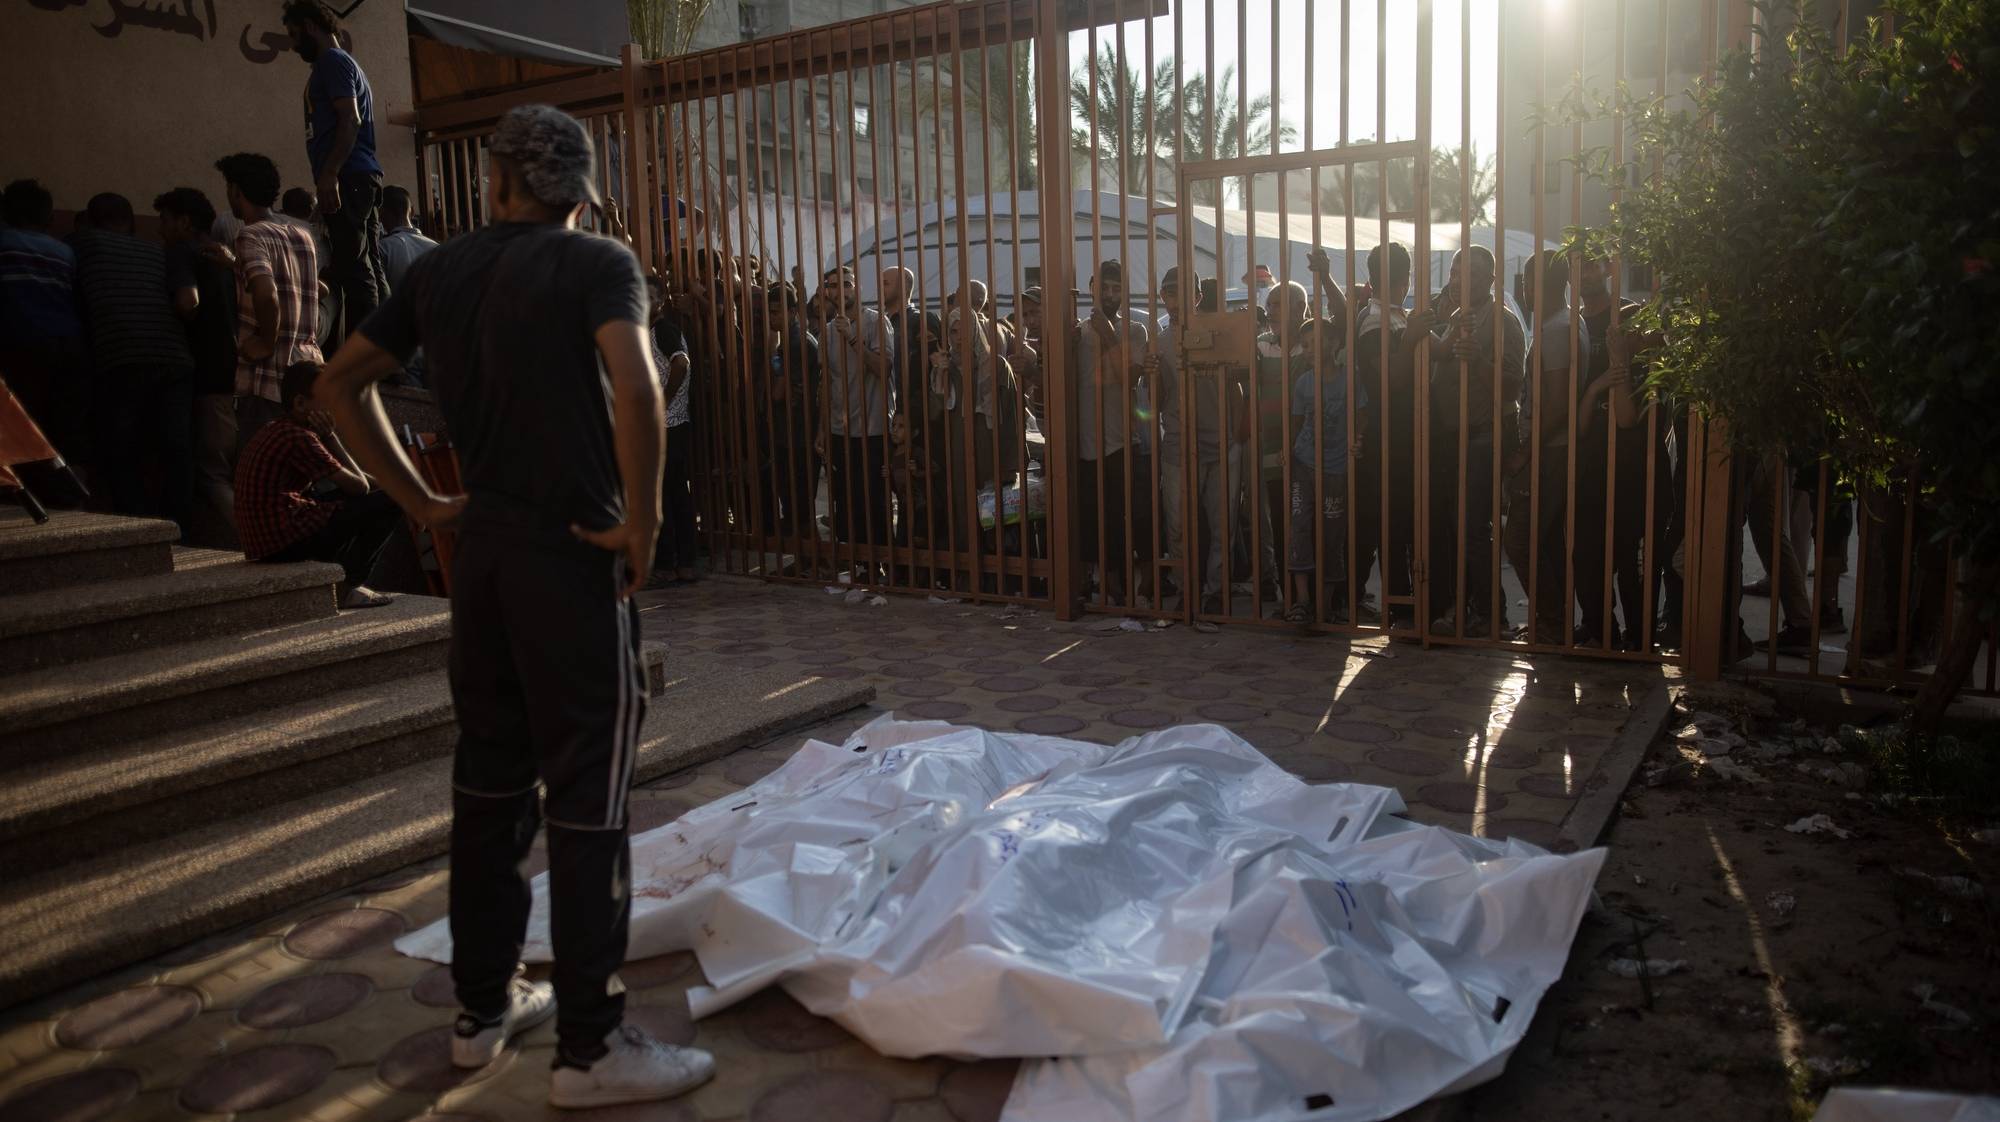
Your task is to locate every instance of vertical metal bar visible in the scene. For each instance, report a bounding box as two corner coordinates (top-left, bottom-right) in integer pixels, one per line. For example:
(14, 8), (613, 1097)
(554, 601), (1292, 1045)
(1117, 4), (1139, 611)
(1006, 30), (1031, 598)
(1244, 0), (1264, 621)
(932, 12), (961, 593)
(1208, 0), (1228, 622)
(1489, 0), (1505, 642)
(1343, 0), (1358, 628)
(1895, 468), (1917, 676)
(950, 4), (985, 600)
(1308, 0), (1325, 627)
(1454, 0), (1472, 640)
(734, 63), (763, 577)
(884, 29), (915, 594)
(1766, 457), (1782, 672)
(1414, 0), (1433, 640)
(1086, 22), (1107, 607)
(1600, 1), (1624, 654)
(1567, 5), (1585, 652)
(1527, 0), (1546, 648)
(866, 44), (897, 591)
(1638, 0), (1663, 657)
(806, 58), (845, 580)
(843, 57), (882, 583)
(1142, 4), (1162, 613)
(1809, 460), (1831, 675)
(790, 71), (822, 586)
(1850, 477), (1874, 677)
(1375, 0), (1390, 632)
(1037, 0), (1078, 617)
(916, 21), (948, 592)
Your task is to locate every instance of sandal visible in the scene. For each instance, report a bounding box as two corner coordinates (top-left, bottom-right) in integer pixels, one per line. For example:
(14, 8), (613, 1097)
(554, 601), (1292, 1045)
(1283, 603), (1311, 625)
(339, 585), (395, 610)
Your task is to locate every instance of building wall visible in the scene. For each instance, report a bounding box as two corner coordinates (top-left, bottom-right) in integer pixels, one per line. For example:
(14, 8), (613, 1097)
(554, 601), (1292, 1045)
(5, 0), (416, 217)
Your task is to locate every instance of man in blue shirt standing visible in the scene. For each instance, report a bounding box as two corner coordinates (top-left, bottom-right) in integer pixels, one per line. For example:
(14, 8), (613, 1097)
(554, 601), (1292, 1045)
(284, 1), (385, 343)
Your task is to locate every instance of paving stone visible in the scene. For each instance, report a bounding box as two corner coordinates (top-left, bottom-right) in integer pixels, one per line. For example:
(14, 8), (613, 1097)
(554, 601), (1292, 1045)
(645, 767), (700, 790)
(1360, 692), (1434, 713)
(1322, 719), (1399, 745)
(624, 998), (696, 1046)
(750, 1071), (895, 1122)
(888, 680), (954, 699)
(1516, 773), (1580, 799)
(939, 1059), (1019, 1122)
(724, 752), (788, 787)
(994, 693), (1058, 713)
(1238, 724), (1305, 750)
(1081, 688), (1146, 706)
(282, 908), (407, 961)
(180, 1043), (336, 1113)
(1410, 714), (1478, 741)
(1014, 715), (1085, 735)
(974, 676), (1037, 693)
(959, 660), (1021, 676)
(1057, 671), (1125, 689)
(1164, 680), (1230, 701)
(734, 987), (855, 1052)
(620, 950), (697, 990)
(153, 928), (265, 967)
(1108, 708), (1174, 730)
(237, 973), (372, 1030)
(411, 964), (457, 1008)
(0, 1067), (140, 1121)
(1478, 743), (1545, 770)
(1279, 696), (1353, 719)
(376, 1025), (510, 1094)
(1418, 782), (1510, 816)
(54, 984), (203, 1050)
(903, 700), (971, 721)
(1195, 701), (1267, 722)
(1366, 747), (1452, 777)
(630, 795), (699, 834)
(1270, 752), (1356, 783)
(1480, 818), (1572, 851)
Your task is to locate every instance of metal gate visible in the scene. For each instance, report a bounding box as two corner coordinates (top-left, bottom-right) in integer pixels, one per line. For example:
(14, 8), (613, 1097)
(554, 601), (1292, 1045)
(407, 0), (1995, 697)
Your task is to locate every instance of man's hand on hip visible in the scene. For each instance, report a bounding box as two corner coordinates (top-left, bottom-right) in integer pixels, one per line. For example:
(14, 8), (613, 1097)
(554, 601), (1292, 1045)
(571, 518), (661, 598)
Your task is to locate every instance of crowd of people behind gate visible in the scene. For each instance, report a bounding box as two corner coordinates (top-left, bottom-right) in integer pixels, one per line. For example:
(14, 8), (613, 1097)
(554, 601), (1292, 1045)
(648, 226), (1924, 659)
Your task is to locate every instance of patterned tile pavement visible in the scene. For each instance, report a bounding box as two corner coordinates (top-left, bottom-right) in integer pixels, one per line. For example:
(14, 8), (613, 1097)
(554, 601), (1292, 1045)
(0, 577), (1669, 1121)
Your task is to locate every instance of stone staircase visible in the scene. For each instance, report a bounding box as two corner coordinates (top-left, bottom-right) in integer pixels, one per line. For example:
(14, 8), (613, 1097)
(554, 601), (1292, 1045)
(0, 509), (872, 1008)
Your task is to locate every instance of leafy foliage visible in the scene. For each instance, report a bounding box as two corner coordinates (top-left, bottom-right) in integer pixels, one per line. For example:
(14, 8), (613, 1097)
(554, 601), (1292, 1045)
(1573, 0), (1999, 562)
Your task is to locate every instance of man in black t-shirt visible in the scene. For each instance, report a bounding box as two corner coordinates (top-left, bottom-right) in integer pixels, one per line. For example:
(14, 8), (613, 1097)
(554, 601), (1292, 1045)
(318, 105), (714, 1109)
(157, 188), (243, 548)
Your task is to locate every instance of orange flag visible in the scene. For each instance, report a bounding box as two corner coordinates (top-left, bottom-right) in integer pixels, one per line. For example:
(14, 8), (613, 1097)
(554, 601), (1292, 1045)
(0, 376), (61, 472)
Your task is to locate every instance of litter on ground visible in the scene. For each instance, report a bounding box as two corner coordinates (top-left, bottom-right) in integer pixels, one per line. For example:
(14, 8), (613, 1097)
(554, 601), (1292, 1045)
(1786, 813), (1854, 839)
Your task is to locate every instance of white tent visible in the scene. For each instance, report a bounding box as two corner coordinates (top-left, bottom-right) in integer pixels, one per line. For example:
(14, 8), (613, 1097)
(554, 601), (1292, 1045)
(824, 190), (1561, 318)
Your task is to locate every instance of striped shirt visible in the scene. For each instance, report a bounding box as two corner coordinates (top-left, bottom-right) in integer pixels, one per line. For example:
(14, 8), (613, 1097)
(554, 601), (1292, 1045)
(0, 227), (80, 343)
(233, 219), (323, 403)
(71, 229), (192, 374)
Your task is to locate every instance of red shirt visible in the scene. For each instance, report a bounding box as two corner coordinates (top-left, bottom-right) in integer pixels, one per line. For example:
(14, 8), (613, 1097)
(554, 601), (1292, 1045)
(234, 417), (343, 559)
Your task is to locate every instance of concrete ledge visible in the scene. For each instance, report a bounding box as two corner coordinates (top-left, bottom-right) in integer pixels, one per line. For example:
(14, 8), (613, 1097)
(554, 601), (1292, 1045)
(0, 669), (872, 1009)
(1557, 683), (1674, 852)
(0, 555), (340, 640)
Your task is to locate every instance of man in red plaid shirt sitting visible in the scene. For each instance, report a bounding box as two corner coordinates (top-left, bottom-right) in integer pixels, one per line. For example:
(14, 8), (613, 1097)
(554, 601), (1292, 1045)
(233, 361), (399, 608)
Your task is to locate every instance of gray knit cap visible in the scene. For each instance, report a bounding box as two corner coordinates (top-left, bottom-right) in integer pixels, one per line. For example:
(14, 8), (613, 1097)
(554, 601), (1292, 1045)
(489, 105), (602, 209)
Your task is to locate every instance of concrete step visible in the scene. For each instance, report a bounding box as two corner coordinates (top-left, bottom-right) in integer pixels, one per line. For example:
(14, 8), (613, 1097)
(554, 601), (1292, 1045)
(0, 672), (456, 868)
(0, 509), (178, 593)
(0, 666), (874, 1007)
(0, 594), (453, 760)
(0, 641), (677, 870)
(0, 549), (341, 675)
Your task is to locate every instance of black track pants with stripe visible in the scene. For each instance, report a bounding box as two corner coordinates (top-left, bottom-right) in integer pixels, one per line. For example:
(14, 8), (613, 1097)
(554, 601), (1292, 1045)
(446, 531), (644, 1057)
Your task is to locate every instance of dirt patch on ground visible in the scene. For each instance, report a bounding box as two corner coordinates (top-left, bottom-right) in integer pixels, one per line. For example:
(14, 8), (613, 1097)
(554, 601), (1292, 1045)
(1467, 695), (2000, 1121)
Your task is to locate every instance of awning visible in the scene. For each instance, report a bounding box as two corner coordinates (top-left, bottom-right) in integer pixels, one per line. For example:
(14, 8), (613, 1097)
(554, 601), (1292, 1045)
(405, 0), (629, 68)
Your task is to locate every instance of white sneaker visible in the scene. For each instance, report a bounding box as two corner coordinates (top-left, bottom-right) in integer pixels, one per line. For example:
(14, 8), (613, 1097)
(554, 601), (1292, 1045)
(450, 974), (557, 1069)
(548, 1024), (716, 1109)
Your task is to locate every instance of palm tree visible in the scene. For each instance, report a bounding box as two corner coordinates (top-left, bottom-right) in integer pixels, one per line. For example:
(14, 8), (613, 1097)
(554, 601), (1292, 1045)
(1428, 144), (1497, 224)
(1068, 47), (1177, 196)
(1171, 67), (1297, 206)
